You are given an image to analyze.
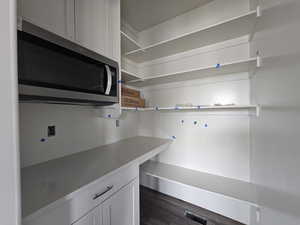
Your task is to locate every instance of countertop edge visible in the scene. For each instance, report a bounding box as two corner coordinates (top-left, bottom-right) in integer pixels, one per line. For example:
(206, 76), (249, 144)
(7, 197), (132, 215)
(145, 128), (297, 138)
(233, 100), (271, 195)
(22, 139), (172, 222)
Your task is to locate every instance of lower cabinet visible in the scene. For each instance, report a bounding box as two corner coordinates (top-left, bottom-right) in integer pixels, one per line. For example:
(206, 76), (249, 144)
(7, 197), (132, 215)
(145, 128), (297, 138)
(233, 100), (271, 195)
(23, 165), (139, 225)
(102, 178), (139, 225)
(73, 206), (103, 225)
(73, 178), (139, 225)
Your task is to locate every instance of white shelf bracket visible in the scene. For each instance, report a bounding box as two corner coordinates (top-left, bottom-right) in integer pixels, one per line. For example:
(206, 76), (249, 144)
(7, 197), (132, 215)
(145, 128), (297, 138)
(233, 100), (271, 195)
(256, 105), (260, 117)
(250, 52), (261, 79)
(256, 56), (262, 68)
(249, 5), (261, 42)
(256, 51), (262, 68)
(256, 5), (262, 17)
(255, 206), (261, 224)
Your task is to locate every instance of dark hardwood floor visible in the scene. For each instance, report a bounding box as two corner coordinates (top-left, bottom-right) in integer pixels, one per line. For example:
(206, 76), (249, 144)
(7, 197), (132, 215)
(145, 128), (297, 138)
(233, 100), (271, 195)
(140, 186), (245, 225)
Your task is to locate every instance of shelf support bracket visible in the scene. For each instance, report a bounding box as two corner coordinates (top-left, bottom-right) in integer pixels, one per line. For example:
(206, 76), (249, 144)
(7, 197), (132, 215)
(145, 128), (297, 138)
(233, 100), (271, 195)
(256, 5), (262, 17)
(256, 105), (260, 117)
(249, 5), (261, 42)
(256, 51), (262, 68)
(250, 51), (261, 79)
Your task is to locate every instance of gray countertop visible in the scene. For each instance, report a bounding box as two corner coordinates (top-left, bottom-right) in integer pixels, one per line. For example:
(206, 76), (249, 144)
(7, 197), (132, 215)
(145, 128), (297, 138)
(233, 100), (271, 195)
(21, 136), (171, 218)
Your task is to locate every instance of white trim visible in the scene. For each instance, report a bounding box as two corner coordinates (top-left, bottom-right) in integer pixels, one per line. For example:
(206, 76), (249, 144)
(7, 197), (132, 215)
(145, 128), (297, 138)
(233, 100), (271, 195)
(140, 73), (249, 91)
(121, 30), (143, 51)
(121, 19), (139, 41)
(125, 10), (257, 63)
(141, 161), (259, 207)
(121, 69), (142, 81)
(0, 0), (21, 224)
(126, 58), (257, 87)
(138, 36), (249, 68)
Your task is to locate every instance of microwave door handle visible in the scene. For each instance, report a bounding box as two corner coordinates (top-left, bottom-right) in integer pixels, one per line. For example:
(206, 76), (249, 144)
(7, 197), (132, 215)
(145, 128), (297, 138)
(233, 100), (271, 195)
(105, 65), (112, 95)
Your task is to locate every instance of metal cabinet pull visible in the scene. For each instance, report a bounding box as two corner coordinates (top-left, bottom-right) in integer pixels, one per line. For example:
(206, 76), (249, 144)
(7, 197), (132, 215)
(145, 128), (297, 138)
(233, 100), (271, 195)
(93, 185), (113, 200)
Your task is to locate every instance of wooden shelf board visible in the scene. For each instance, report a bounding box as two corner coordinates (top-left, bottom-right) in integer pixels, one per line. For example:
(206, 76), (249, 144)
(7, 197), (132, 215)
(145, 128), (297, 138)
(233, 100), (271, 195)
(141, 161), (258, 207)
(125, 10), (257, 63)
(126, 58), (258, 87)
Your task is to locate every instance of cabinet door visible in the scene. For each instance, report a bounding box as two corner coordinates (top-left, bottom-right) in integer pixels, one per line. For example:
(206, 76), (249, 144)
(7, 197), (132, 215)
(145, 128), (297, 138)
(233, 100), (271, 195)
(20, 0), (75, 40)
(74, 0), (108, 56)
(106, 0), (120, 62)
(73, 206), (103, 225)
(103, 179), (139, 225)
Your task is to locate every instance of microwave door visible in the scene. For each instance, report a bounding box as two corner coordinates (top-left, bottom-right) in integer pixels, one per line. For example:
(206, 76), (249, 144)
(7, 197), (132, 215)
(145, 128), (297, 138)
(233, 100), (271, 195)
(18, 27), (119, 105)
(19, 30), (107, 94)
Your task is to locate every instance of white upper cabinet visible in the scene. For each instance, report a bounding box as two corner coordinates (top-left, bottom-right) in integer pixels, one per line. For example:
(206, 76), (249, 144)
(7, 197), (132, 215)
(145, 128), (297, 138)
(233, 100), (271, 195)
(19, 0), (120, 61)
(20, 0), (75, 40)
(74, 0), (108, 56)
(106, 0), (121, 62)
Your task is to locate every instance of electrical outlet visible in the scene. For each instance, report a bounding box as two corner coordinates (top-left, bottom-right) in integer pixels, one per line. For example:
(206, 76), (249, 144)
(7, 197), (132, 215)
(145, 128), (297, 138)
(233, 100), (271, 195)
(48, 126), (56, 137)
(116, 120), (120, 127)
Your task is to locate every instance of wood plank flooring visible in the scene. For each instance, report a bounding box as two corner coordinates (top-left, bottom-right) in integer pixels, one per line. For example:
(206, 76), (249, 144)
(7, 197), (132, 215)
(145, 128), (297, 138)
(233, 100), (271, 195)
(140, 186), (245, 225)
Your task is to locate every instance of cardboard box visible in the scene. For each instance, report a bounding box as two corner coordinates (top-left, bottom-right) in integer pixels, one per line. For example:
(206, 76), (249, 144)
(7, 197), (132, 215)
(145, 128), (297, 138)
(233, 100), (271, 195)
(122, 86), (140, 98)
(122, 96), (145, 108)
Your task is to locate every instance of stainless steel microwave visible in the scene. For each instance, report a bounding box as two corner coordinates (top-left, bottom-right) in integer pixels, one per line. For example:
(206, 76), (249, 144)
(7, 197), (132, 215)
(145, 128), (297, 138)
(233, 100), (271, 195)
(18, 21), (119, 106)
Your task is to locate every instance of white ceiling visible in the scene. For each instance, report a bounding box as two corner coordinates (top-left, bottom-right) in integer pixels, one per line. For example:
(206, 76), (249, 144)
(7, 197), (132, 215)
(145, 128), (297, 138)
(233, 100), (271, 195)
(121, 0), (213, 32)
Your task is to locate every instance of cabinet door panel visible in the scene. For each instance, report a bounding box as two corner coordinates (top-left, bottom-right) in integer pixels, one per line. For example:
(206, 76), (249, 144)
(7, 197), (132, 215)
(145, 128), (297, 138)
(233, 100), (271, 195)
(75, 0), (108, 55)
(103, 179), (139, 225)
(106, 0), (120, 61)
(20, 0), (74, 40)
(73, 206), (103, 225)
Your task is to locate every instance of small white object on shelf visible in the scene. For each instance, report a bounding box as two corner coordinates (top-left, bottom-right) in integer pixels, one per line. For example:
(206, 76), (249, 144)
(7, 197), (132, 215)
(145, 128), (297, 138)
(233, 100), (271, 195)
(141, 161), (259, 207)
(125, 10), (258, 63)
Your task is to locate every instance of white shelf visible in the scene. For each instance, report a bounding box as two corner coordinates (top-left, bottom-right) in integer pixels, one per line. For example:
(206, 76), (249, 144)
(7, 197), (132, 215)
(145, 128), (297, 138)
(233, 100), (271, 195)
(126, 57), (259, 87)
(141, 161), (259, 207)
(121, 31), (143, 54)
(121, 69), (142, 82)
(122, 105), (259, 116)
(125, 10), (258, 63)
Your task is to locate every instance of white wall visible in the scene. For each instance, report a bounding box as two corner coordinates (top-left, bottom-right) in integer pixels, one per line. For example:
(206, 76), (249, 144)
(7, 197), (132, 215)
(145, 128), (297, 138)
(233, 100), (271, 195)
(250, 0), (300, 224)
(133, 25), (252, 224)
(138, 0), (250, 46)
(19, 104), (139, 167)
(138, 36), (250, 78)
(122, 0), (251, 77)
(140, 74), (250, 180)
(0, 0), (21, 224)
(124, 1), (254, 224)
(139, 73), (251, 224)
